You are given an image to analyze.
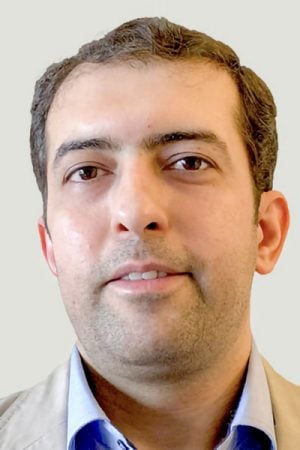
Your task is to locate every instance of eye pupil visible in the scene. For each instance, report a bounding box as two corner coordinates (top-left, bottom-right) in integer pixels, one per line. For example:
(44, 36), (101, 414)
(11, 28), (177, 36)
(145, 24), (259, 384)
(79, 166), (97, 180)
(182, 157), (202, 170)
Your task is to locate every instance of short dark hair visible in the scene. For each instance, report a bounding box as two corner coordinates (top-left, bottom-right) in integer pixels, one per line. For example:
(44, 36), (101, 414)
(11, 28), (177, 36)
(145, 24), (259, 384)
(30, 17), (277, 215)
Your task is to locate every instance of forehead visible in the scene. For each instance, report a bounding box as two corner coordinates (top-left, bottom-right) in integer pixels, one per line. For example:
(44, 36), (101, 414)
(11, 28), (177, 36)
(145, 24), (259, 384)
(46, 60), (242, 154)
(51, 59), (239, 108)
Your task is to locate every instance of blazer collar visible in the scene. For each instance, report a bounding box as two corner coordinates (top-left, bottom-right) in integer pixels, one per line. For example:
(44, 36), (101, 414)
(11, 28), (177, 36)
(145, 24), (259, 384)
(263, 358), (300, 450)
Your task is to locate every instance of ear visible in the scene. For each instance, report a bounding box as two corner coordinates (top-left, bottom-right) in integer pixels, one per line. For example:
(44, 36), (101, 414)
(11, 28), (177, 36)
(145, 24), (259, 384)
(38, 217), (57, 276)
(256, 191), (290, 274)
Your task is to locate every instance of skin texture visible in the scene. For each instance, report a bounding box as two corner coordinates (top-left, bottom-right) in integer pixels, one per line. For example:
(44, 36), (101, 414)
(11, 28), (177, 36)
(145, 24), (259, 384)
(39, 61), (289, 449)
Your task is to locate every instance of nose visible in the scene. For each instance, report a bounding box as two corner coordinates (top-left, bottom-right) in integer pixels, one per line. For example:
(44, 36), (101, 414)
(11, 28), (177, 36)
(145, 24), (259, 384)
(109, 159), (169, 237)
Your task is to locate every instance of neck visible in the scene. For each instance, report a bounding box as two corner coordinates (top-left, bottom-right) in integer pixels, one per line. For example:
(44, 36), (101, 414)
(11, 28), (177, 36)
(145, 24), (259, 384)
(81, 333), (252, 450)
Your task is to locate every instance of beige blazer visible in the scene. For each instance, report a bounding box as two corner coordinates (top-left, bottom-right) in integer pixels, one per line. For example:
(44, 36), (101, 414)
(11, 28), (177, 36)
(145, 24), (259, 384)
(0, 358), (299, 449)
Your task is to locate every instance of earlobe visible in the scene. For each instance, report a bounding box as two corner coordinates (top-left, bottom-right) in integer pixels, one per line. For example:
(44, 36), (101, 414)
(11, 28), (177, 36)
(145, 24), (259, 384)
(255, 191), (290, 274)
(38, 218), (58, 276)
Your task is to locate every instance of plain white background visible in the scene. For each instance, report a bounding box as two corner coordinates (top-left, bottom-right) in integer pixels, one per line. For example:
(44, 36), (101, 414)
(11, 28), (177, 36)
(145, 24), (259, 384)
(0, 0), (299, 397)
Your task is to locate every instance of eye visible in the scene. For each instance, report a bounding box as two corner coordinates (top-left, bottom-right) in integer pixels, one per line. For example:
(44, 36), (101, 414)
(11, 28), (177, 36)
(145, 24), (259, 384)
(66, 165), (106, 183)
(77, 166), (98, 180)
(168, 155), (211, 171)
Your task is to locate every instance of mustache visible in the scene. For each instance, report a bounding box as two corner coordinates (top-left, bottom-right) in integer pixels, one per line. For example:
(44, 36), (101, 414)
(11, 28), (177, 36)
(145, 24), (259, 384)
(93, 237), (198, 281)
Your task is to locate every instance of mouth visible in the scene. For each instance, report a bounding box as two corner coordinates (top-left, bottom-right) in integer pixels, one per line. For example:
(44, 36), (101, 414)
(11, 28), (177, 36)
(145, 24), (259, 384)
(120, 270), (168, 281)
(105, 263), (190, 294)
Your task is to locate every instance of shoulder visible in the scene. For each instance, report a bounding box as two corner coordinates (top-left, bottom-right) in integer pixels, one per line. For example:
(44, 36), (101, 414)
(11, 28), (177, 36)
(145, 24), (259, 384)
(0, 360), (70, 449)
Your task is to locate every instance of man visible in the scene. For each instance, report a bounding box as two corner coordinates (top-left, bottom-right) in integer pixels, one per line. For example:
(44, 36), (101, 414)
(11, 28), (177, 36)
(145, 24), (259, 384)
(0, 16), (299, 450)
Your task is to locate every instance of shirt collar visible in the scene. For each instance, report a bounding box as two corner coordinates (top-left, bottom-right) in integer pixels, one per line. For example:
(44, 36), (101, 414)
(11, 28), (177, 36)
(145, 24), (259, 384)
(67, 346), (109, 449)
(218, 341), (277, 449)
(67, 342), (277, 449)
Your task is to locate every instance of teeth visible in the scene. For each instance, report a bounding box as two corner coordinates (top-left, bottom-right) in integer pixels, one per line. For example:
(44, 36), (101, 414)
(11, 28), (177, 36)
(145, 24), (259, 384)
(129, 272), (143, 281)
(122, 271), (168, 281)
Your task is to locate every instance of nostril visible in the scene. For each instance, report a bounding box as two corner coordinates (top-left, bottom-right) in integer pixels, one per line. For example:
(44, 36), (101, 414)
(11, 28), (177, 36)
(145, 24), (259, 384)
(146, 222), (158, 230)
(117, 223), (130, 232)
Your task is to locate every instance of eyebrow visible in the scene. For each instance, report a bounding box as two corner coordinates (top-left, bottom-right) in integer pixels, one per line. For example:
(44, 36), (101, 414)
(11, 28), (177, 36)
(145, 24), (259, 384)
(52, 129), (229, 168)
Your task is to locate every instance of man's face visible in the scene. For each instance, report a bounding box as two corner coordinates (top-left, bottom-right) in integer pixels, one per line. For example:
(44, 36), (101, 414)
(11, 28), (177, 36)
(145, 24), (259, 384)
(43, 61), (259, 379)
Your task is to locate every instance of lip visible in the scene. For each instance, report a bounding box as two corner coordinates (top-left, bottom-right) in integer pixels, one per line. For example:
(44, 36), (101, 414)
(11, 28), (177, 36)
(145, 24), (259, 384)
(105, 261), (187, 285)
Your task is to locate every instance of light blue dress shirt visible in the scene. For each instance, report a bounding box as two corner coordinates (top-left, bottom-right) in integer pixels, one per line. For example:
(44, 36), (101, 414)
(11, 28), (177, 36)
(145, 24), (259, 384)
(67, 343), (276, 450)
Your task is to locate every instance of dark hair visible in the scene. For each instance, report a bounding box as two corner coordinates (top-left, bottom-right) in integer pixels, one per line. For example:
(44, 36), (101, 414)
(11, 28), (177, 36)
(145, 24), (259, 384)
(30, 17), (277, 215)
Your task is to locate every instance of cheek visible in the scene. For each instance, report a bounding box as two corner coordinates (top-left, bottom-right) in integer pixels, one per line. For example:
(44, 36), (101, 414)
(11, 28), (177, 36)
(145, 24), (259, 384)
(49, 209), (106, 269)
(174, 187), (256, 256)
